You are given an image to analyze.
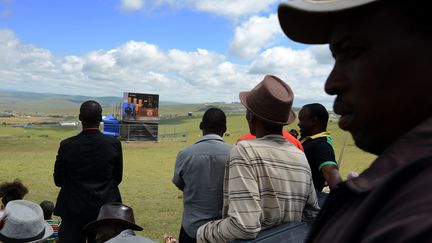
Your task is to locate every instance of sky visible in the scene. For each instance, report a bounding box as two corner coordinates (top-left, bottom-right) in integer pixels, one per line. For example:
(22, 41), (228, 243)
(0, 0), (336, 107)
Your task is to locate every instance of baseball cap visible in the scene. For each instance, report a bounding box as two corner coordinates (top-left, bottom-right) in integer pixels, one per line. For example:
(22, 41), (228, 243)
(278, 0), (379, 44)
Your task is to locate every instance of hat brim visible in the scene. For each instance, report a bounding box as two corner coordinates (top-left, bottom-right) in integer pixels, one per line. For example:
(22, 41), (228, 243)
(240, 91), (296, 125)
(30, 222), (54, 243)
(84, 218), (143, 232)
(0, 222), (54, 243)
(278, 0), (378, 44)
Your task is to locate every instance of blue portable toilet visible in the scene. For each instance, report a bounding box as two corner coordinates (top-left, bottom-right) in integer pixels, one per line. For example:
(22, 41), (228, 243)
(102, 114), (121, 137)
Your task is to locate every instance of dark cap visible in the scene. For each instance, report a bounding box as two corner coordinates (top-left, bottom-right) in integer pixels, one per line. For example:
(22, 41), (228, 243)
(84, 203), (143, 231)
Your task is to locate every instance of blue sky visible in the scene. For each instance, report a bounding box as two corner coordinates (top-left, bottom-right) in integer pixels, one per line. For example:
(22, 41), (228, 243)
(0, 0), (335, 107)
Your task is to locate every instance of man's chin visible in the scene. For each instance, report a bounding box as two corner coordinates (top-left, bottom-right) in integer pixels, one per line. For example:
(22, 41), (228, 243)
(352, 132), (385, 155)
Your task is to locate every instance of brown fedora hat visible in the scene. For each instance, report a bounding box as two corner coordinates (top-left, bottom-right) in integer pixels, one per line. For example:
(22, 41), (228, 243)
(240, 75), (296, 125)
(84, 203), (143, 231)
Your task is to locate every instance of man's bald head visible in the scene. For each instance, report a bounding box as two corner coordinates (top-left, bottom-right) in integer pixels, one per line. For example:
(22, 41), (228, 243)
(79, 100), (102, 128)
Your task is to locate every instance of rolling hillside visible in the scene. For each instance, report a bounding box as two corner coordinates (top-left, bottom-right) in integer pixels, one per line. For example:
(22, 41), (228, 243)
(0, 90), (245, 117)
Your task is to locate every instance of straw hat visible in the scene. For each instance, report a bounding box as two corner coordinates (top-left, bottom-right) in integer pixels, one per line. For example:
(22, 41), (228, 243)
(0, 200), (54, 243)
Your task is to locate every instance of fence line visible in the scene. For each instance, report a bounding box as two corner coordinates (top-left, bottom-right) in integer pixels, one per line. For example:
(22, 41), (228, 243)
(7, 123), (189, 142)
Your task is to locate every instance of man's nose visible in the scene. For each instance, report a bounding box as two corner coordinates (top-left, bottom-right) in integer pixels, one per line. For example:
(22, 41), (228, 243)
(325, 62), (348, 95)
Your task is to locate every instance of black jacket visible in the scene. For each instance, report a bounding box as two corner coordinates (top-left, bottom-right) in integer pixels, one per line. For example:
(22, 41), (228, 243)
(54, 130), (122, 218)
(306, 117), (432, 243)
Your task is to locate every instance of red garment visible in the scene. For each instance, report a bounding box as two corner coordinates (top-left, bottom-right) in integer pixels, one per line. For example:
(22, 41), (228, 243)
(237, 130), (304, 151)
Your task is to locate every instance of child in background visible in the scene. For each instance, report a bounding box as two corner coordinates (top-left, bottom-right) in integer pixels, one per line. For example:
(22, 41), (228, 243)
(0, 179), (28, 209)
(40, 200), (61, 243)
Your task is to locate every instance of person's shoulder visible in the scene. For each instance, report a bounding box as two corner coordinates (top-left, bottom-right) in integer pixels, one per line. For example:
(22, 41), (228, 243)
(178, 142), (198, 154)
(398, 157), (432, 186)
(222, 142), (234, 150)
(307, 137), (333, 150)
(134, 236), (157, 243)
(175, 144), (199, 163)
(97, 132), (121, 143)
(236, 138), (255, 147)
(363, 158), (432, 241)
(233, 139), (267, 156)
(59, 134), (80, 146)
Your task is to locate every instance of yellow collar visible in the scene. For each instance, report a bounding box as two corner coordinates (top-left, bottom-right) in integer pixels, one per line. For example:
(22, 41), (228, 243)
(300, 131), (331, 143)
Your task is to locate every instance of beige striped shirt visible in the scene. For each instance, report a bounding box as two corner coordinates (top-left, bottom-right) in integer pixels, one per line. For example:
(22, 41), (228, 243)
(196, 134), (319, 242)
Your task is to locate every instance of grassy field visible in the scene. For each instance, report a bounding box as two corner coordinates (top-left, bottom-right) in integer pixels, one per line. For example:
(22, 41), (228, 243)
(0, 112), (375, 242)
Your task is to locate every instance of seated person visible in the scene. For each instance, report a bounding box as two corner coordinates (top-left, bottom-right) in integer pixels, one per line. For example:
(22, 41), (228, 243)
(0, 200), (53, 242)
(40, 200), (61, 243)
(0, 179), (28, 209)
(84, 202), (177, 243)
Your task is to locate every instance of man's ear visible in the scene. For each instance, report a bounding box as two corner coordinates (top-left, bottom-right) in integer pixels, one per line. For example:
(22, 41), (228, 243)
(199, 122), (204, 130)
(79, 114), (83, 121)
(247, 115), (256, 136)
(249, 114), (256, 124)
(219, 126), (227, 137)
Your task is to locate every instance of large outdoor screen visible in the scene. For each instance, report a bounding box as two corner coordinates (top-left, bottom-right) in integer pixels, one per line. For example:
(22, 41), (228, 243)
(122, 92), (159, 122)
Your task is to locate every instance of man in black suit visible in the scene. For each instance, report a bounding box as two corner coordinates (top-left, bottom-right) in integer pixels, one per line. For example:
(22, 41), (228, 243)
(54, 100), (123, 243)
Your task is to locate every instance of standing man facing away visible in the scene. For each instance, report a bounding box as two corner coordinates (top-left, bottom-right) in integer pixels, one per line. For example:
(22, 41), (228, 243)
(278, 0), (432, 242)
(172, 108), (232, 243)
(298, 103), (341, 206)
(197, 75), (319, 243)
(54, 100), (123, 243)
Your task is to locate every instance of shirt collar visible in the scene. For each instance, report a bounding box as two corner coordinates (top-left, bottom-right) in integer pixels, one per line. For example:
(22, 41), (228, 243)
(118, 229), (135, 236)
(80, 129), (100, 134)
(346, 115), (432, 193)
(300, 131), (331, 143)
(258, 134), (286, 142)
(82, 127), (99, 131)
(195, 134), (224, 144)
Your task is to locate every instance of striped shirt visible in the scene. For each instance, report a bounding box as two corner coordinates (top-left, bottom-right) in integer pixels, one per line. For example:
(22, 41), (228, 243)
(44, 219), (60, 243)
(197, 134), (319, 243)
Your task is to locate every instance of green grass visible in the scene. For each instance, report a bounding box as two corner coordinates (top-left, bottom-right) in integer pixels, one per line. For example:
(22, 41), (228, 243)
(0, 114), (375, 242)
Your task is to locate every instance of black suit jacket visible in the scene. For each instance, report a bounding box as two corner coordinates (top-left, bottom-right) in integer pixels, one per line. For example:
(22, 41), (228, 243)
(54, 130), (123, 218)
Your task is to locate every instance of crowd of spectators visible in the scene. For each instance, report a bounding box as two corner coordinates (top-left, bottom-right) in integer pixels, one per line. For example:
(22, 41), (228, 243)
(2, 0), (432, 242)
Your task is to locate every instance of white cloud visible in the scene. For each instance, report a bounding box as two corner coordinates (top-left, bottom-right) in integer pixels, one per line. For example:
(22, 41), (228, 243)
(120, 0), (144, 12)
(193, 0), (277, 19)
(0, 29), (335, 106)
(118, 0), (277, 19)
(249, 45), (334, 106)
(229, 14), (282, 59)
(0, 29), (55, 81)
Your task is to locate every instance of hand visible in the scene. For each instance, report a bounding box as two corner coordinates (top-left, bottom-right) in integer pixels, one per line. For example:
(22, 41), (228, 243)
(163, 234), (177, 243)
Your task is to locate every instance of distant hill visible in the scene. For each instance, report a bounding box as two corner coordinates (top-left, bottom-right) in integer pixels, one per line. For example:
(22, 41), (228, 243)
(0, 90), (312, 118)
(0, 90), (119, 114)
(0, 90), (240, 116)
